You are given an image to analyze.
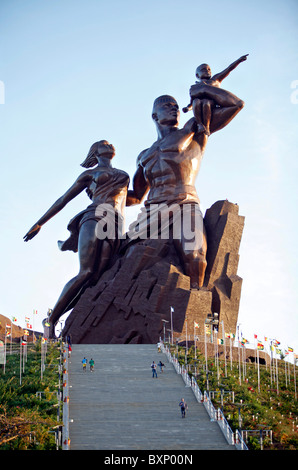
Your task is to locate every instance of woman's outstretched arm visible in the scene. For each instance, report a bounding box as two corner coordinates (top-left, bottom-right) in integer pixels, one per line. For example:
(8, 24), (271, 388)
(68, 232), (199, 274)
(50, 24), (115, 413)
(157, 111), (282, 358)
(23, 171), (92, 241)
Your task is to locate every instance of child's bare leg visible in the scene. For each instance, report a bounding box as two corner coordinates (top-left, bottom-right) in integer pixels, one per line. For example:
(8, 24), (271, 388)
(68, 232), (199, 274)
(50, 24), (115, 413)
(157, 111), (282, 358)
(193, 99), (207, 134)
(201, 99), (213, 136)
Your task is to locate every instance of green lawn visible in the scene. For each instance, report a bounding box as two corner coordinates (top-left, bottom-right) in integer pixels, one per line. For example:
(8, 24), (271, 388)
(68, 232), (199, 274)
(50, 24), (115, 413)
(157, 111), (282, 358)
(0, 340), (63, 450)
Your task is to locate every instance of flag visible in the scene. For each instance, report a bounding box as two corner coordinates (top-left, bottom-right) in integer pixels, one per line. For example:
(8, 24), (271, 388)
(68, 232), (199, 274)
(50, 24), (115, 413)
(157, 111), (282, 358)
(288, 347), (294, 352)
(33, 309), (38, 314)
(254, 334), (258, 339)
(264, 336), (268, 342)
(45, 322), (50, 327)
(6, 330), (11, 337)
(41, 337), (47, 343)
(276, 348), (282, 355)
(242, 338), (249, 344)
(25, 316), (30, 322)
(12, 316), (17, 322)
(194, 321), (199, 329)
(274, 339), (280, 346)
(217, 338), (224, 345)
(26, 323), (32, 329)
(205, 324), (211, 335)
(257, 342), (264, 350)
(225, 333), (230, 338)
(24, 330), (29, 336)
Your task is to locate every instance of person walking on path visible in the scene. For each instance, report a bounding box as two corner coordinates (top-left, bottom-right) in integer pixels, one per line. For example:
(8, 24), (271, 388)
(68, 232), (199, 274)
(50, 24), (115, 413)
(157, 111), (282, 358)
(82, 357), (87, 371)
(179, 398), (188, 418)
(151, 361), (157, 378)
(158, 360), (165, 373)
(89, 358), (95, 372)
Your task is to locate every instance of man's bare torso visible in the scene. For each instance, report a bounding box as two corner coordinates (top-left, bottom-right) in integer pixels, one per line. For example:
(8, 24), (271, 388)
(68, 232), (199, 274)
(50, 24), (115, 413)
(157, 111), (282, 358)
(138, 125), (203, 205)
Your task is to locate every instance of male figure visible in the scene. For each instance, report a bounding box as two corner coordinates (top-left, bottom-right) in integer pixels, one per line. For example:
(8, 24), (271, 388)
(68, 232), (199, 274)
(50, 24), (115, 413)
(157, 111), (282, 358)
(126, 89), (244, 289)
(151, 361), (158, 378)
(179, 398), (188, 418)
(82, 357), (87, 371)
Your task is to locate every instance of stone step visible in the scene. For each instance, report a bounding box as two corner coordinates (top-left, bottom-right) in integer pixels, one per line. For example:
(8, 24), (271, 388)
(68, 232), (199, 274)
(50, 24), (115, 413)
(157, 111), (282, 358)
(67, 344), (234, 450)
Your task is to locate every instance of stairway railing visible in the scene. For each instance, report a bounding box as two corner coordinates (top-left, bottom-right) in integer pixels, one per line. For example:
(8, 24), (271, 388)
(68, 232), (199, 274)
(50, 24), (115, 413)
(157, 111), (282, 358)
(161, 342), (248, 450)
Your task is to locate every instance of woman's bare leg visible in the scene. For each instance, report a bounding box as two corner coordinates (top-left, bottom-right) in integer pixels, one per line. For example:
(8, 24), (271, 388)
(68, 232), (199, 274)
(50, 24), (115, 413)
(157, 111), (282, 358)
(48, 220), (103, 337)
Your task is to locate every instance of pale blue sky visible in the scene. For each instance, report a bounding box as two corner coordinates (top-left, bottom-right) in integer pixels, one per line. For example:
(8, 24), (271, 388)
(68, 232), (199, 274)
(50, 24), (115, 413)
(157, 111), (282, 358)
(0, 0), (297, 352)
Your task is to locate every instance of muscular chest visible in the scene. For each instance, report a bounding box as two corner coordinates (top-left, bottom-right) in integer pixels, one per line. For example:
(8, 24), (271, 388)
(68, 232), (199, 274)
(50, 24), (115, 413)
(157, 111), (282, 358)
(140, 130), (199, 182)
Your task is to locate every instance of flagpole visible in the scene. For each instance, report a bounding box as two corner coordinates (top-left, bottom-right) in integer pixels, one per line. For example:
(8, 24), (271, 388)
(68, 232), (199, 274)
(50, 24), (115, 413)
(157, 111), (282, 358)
(23, 338), (25, 373)
(294, 353), (297, 400)
(215, 330), (219, 384)
(257, 347), (260, 393)
(3, 326), (7, 374)
(204, 322), (208, 375)
(222, 321), (227, 377)
(254, 335), (257, 369)
(10, 319), (12, 356)
(244, 343), (246, 380)
(19, 338), (22, 385)
(33, 309), (35, 343)
(276, 355), (279, 395)
(270, 340), (273, 386)
(237, 325), (241, 385)
(193, 322), (196, 360)
(185, 319), (188, 355)
(170, 307), (174, 345)
(41, 340), (44, 380)
(230, 336), (232, 370)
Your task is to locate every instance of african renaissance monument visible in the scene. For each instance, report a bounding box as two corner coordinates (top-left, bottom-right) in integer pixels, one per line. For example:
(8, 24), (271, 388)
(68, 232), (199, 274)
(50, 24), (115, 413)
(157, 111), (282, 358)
(24, 55), (248, 344)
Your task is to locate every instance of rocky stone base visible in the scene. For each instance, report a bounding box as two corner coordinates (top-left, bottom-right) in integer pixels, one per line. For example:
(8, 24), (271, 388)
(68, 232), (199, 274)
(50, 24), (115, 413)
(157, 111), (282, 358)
(62, 200), (245, 344)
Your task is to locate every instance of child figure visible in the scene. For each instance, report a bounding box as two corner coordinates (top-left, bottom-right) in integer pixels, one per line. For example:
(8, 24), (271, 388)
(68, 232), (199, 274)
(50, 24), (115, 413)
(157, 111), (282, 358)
(183, 54), (248, 135)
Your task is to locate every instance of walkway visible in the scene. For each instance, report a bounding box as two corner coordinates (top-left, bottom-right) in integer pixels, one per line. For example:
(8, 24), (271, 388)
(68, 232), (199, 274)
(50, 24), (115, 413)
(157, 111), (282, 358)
(67, 344), (234, 450)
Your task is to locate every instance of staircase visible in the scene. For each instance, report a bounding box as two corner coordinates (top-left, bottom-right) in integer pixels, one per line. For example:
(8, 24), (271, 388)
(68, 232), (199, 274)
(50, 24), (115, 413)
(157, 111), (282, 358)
(66, 344), (235, 450)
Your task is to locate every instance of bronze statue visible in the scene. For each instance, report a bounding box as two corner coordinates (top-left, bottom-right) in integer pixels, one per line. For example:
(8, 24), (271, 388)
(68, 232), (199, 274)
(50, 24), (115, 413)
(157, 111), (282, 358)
(24, 140), (129, 337)
(126, 84), (245, 288)
(183, 55), (248, 135)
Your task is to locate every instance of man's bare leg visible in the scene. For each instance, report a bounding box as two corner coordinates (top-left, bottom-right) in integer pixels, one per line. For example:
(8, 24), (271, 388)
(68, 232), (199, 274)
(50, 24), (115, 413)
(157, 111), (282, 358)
(173, 207), (207, 288)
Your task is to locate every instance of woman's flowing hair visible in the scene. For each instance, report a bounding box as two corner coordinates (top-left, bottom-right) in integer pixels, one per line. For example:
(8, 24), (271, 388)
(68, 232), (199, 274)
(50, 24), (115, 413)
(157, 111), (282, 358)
(80, 140), (108, 168)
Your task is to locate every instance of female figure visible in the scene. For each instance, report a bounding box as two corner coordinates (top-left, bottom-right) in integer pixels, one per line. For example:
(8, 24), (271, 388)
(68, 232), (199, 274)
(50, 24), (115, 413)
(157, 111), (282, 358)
(24, 140), (129, 337)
